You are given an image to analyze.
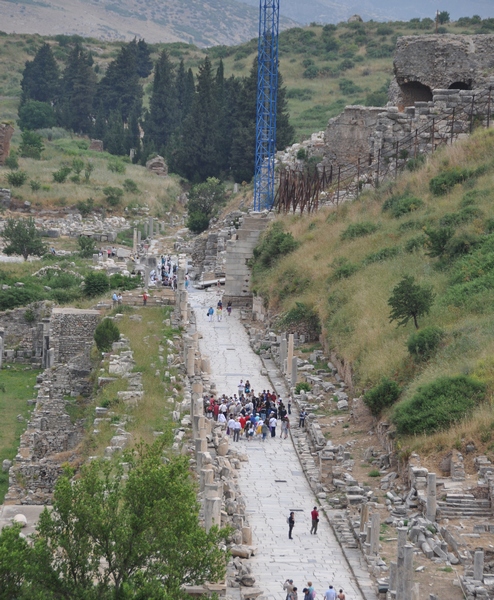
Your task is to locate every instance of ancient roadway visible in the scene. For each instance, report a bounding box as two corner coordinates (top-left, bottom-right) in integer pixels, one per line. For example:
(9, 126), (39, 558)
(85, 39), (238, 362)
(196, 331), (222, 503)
(189, 288), (364, 600)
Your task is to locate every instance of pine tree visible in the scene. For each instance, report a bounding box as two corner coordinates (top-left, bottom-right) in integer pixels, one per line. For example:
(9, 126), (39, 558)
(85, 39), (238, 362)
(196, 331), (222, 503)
(136, 39), (153, 78)
(144, 50), (177, 156)
(175, 61), (195, 127)
(58, 44), (97, 134)
(103, 111), (126, 156)
(96, 43), (143, 123)
(20, 43), (60, 105)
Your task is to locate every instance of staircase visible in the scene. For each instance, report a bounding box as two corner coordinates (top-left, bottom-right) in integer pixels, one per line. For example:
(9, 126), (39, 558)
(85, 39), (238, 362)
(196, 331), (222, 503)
(437, 493), (492, 519)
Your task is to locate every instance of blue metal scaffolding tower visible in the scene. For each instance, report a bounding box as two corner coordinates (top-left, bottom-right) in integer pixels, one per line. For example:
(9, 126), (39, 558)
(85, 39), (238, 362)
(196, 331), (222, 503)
(253, 0), (280, 212)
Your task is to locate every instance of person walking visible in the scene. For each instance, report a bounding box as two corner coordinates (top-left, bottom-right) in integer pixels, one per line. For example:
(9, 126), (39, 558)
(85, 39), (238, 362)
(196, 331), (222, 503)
(207, 306), (214, 322)
(288, 512), (295, 539)
(281, 416), (290, 440)
(307, 582), (315, 600)
(290, 587), (298, 600)
(299, 409), (307, 428)
(142, 291), (148, 306)
(269, 414), (277, 438)
(323, 585), (337, 600)
(310, 506), (319, 535)
(261, 420), (269, 442)
(337, 590), (345, 600)
(233, 418), (241, 442)
(227, 300), (232, 316)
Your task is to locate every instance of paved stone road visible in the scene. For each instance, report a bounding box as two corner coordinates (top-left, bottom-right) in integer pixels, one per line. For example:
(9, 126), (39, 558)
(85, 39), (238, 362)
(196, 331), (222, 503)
(190, 289), (364, 600)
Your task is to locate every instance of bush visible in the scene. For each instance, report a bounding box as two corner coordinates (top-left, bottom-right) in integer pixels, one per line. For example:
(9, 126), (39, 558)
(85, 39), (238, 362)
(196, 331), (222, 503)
(429, 167), (478, 195)
(331, 260), (359, 279)
(404, 234), (427, 253)
(75, 197), (94, 217)
(407, 326), (445, 361)
(278, 302), (321, 340)
(29, 179), (41, 192)
(295, 382), (311, 394)
(83, 271), (110, 297)
(109, 273), (140, 291)
(78, 236), (97, 258)
(363, 377), (401, 417)
(393, 376), (486, 435)
(425, 226), (455, 258)
(444, 232), (480, 258)
(382, 193), (424, 218)
(18, 100), (56, 130)
(52, 166), (72, 183)
(252, 222), (299, 270)
(303, 65), (319, 79)
(123, 179), (139, 193)
(19, 130), (44, 159)
(187, 211), (210, 234)
(94, 318), (120, 352)
(341, 221), (378, 240)
(103, 186), (124, 206)
(107, 158), (126, 174)
(405, 154), (426, 171)
(363, 246), (400, 265)
(339, 78), (362, 95)
(0, 287), (43, 311)
(6, 171), (28, 187)
(4, 152), (19, 170)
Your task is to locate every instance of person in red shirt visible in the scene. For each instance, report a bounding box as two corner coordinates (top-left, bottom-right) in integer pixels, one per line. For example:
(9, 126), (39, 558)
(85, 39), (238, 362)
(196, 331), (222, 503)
(239, 415), (247, 432)
(310, 506), (319, 535)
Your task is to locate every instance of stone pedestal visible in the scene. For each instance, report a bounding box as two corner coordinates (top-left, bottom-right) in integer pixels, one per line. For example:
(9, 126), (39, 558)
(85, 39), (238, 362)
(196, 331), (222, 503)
(360, 503), (369, 533)
(370, 511), (380, 555)
(242, 526), (253, 545)
(280, 335), (287, 370)
(149, 216), (154, 238)
(291, 356), (298, 387)
(137, 230), (141, 245)
(205, 497), (222, 532)
(389, 561), (397, 592)
(426, 472), (437, 522)
(187, 347), (196, 376)
(474, 550), (484, 582)
(200, 468), (214, 490)
(396, 527), (408, 600)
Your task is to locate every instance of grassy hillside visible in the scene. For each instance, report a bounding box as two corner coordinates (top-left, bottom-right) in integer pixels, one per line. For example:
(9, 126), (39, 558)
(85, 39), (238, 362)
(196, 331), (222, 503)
(252, 128), (494, 453)
(0, 17), (488, 142)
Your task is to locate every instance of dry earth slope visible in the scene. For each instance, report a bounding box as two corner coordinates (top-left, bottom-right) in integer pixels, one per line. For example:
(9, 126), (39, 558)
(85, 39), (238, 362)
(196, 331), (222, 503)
(0, 0), (298, 46)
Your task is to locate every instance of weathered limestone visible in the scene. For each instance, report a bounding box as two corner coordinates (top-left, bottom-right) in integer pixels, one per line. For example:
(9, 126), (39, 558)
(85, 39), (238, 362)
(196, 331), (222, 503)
(426, 472), (437, 522)
(286, 334), (294, 380)
(291, 355), (298, 387)
(360, 503), (369, 534)
(474, 550), (484, 583)
(396, 527), (408, 600)
(146, 155), (168, 177)
(370, 511), (380, 556)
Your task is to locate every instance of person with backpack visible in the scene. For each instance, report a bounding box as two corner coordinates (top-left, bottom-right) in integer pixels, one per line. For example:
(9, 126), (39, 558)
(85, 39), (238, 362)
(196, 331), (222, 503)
(307, 582), (315, 600)
(207, 306), (214, 322)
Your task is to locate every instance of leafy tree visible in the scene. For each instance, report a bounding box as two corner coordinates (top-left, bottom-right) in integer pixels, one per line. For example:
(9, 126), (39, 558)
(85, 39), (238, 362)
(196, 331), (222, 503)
(424, 226), (455, 258)
(83, 271), (110, 297)
(20, 42), (60, 105)
(19, 130), (44, 159)
(4, 443), (228, 598)
(6, 171), (28, 187)
(58, 44), (97, 134)
(94, 317), (120, 351)
(1, 217), (47, 260)
(388, 275), (435, 329)
(363, 377), (401, 416)
(130, 38), (153, 78)
(4, 151), (19, 170)
(18, 100), (56, 130)
(437, 11), (450, 24)
(0, 523), (29, 599)
(103, 186), (124, 206)
(77, 235), (97, 258)
(186, 177), (226, 233)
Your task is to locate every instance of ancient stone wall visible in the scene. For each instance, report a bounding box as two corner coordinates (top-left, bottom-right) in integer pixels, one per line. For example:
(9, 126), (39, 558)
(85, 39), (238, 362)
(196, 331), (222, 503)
(0, 302), (52, 366)
(392, 34), (494, 108)
(49, 308), (100, 365)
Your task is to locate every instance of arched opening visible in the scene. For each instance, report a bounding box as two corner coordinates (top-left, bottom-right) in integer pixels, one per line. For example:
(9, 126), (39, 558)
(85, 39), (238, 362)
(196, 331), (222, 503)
(399, 81), (433, 107)
(449, 81), (472, 90)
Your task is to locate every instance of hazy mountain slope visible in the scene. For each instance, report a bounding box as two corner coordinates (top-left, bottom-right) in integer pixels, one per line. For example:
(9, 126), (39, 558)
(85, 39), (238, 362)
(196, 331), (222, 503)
(237, 0), (493, 24)
(0, 0), (297, 46)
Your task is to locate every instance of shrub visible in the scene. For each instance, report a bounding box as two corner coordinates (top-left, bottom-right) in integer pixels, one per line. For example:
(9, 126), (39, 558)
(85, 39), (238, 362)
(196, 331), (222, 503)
(109, 273), (140, 291)
(296, 148), (307, 160)
(339, 78), (362, 95)
(382, 193), (424, 218)
(295, 382), (311, 394)
(405, 154), (426, 171)
(363, 246), (400, 265)
(83, 271), (110, 297)
(368, 469), (381, 477)
(187, 211), (210, 234)
(123, 179), (139, 193)
(107, 158), (126, 174)
(278, 302), (321, 340)
(429, 167), (477, 196)
(341, 221), (378, 240)
(393, 376), (486, 435)
(407, 326), (445, 361)
(19, 130), (44, 159)
(18, 100), (56, 130)
(331, 259), (359, 280)
(444, 232), (480, 258)
(6, 171), (28, 187)
(78, 236), (97, 258)
(4, 152), (19, 170)
(94, 318), (120, 352)
(52, 166), (72, 183)
(425, 226), (455, 258)
(252, 222), (299, 270)
(303, 65), (319, 79)
(29, 179), (41, 192)
(363, 377), (401, 417)
(75, 198), (94, 217)
(405, 235), (426, 253)
(103, 186), (124, 206)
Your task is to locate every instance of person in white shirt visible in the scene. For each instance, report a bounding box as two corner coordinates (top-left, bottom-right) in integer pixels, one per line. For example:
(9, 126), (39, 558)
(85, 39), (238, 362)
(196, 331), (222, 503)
(323, 585), (337, 600)
(233, 418), (241, 442)
(269, 415), (277, 438)
(227, 416), (236, 436)
(238, 379), (245, 396)
(218, 413), (226, 426)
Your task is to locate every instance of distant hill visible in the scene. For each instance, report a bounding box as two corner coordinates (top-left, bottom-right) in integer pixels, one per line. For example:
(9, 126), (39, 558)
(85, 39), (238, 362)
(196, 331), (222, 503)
(236, 0), (493, 24)
(0, 0), (297, 46)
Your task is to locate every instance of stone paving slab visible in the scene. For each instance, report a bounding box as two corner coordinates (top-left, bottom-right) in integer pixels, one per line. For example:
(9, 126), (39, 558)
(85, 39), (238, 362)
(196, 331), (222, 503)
(190, 290), (364, 600)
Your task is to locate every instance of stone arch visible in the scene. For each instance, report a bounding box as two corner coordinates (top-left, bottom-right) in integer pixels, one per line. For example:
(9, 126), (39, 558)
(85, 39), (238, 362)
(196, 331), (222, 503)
(399, 81), (433, 107)
(449, 81), (472, 90)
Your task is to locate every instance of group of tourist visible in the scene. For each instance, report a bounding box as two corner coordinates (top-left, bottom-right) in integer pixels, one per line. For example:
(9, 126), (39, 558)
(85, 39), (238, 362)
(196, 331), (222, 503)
(204, 383), (296, 442)
(284, 580), (345, 600)
(207, 299), (232, 322)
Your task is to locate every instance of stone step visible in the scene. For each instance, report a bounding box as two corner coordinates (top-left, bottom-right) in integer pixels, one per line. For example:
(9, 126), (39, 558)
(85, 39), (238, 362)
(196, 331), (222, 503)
(439, 508), (492, 517)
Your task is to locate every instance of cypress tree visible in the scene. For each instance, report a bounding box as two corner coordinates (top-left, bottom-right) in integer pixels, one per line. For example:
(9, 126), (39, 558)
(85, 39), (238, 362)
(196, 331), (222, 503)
(136, 39), (153, 78)
(58, 44), (97, 134)
(20, 43), (60, 105)
(103, 111), (126, 156)
(144, 50), (177, 155)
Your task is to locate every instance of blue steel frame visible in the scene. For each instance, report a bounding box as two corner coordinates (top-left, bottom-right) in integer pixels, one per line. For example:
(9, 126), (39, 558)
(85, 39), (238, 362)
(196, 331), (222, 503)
(253, 0), (280, 212)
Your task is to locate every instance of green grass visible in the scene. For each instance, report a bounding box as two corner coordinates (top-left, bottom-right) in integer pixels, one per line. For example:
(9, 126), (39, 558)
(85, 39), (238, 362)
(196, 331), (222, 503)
(0, 368), (41, 502)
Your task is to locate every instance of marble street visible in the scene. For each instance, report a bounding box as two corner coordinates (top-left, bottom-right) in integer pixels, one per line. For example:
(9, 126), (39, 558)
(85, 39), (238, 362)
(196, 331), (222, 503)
(190, 288), (364, 600)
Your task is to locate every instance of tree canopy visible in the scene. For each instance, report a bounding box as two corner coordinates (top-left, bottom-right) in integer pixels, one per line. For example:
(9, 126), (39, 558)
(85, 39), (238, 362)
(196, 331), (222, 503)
(388, 275), (435, 329)
(0, 444), (228, 599)
(1, 217), (47, 261)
